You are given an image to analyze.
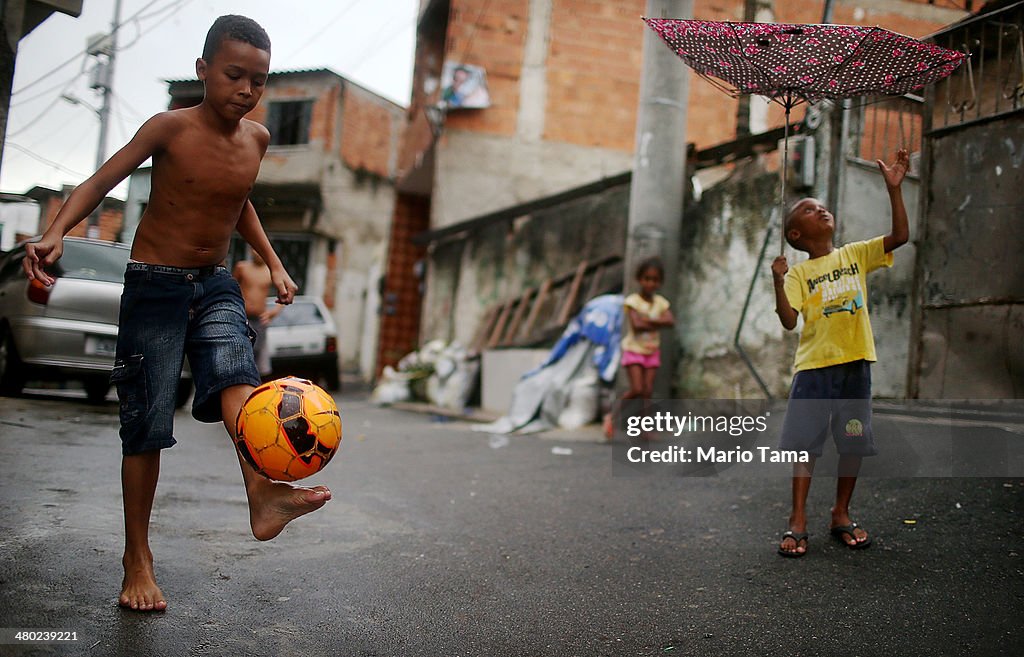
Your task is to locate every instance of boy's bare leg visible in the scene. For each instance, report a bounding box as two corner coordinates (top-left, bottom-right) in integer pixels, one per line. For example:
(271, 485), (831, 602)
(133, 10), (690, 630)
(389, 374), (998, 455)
(832, 455), (869, 546)
(221, 385), (332, 541)
(780, 457), (816, 556)
(120, 451), (167, 611)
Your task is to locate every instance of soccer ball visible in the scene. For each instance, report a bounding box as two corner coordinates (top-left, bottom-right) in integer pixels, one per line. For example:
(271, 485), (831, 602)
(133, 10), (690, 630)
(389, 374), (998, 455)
(234, 376), (342, 481)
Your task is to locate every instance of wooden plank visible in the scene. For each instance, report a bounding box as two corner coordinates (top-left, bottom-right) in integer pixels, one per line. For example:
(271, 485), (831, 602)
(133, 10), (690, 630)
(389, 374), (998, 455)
(583, 264), (604, 306)
(556, 261), (589, 326)
(521, 278), (553, 338)
(502, 288), (534, 345)
(470, 306), (500, 352)
(487, 300), (515, 348)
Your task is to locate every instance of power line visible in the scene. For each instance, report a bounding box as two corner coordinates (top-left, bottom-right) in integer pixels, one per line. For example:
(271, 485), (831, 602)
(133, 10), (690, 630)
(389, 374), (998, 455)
(118, 0), (196, 51)
(52, 122), (98, 170)
(10, 66), (85, 108)
(454, 0), (494, 65)
(21, 107), (93, 152)
(283, 0), (362, 61)
(5, 143), (88, 177)
(7, 80), (79, 137)
(111, 89), (146, 122)
(12, 0), (167, 95)
(9, 0), (193, 138)
(349, 19), (418, 78)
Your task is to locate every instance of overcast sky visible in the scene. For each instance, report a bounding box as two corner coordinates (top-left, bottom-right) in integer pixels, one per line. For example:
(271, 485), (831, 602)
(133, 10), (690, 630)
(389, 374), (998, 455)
(2, 0), (418, 198)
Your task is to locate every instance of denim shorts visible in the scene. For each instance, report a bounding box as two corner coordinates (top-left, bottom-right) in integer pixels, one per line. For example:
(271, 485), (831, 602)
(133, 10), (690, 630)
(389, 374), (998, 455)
(111, 263), (260, 455)
(778, 360), (877, 457)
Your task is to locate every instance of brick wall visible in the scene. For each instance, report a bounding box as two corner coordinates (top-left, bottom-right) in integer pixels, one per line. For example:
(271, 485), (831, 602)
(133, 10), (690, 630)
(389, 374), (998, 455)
(377, 193), (430, 373)
(444, 0), (530, 136)
(436, 0), (958, 153)
(341, 86), (399, 177)
(543, 0), (645, 150)
(41, 195), (124, 243)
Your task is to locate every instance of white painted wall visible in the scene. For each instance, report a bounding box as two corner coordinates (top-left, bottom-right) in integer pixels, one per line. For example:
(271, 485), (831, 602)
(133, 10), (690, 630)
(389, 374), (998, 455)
(0, 201), (40, 251)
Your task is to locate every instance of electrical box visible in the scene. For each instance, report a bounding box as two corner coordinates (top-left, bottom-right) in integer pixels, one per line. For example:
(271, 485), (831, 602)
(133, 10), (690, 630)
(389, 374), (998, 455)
(89, 61), (110, 91)
(86, 33), (112, 56)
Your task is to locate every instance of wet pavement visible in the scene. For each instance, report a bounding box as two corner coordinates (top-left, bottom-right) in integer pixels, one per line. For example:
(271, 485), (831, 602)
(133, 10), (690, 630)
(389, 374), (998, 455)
(0, 388), (1022, 656)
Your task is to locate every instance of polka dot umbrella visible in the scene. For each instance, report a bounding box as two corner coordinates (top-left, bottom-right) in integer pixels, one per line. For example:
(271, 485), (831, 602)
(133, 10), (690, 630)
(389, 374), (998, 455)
(644, 18), (967, 253)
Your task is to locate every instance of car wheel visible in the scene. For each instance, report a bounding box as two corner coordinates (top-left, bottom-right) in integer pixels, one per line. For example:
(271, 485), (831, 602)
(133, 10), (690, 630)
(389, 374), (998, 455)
(84, 377), (111, 404)
(175, 378), (193, 409)
(0, 325), (25, 397)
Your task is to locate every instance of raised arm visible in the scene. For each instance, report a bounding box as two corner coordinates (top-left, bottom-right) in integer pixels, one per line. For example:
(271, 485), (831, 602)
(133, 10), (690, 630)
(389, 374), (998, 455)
(771, 256), (799, 331)
(24, 113), (174, 284)
(236, 199), (298, 305)
(878, 148), (910, 253)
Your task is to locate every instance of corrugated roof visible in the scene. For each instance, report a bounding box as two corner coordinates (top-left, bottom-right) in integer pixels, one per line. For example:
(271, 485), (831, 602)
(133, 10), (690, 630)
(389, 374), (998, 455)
(164, 67), (338, 84)
(164, 67), (407, 108)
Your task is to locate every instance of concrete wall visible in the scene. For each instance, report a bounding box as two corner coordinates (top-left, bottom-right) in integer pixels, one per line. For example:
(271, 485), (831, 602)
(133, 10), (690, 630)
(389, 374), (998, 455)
(674, 164), (795, 399)
(914, 115), (1024, 398)
(320, 164), (396, 373)
(433, 130), (632, 227)
(420, 180), (630, 345)
(835, 159), (920, 398)
(121, 168), (151, 245)
(0, 201), (38, 250)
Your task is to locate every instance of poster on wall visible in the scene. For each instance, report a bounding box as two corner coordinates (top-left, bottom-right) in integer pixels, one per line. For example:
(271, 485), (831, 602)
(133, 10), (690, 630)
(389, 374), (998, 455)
(440, 61), (491, 109)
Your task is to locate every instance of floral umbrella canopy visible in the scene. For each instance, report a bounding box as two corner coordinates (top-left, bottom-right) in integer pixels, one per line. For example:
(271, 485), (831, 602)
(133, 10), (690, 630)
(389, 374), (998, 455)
(643, 18), (967, 252)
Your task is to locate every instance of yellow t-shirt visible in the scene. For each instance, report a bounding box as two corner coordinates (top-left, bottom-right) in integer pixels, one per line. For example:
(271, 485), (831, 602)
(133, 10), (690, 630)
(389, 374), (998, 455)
(784, 236), (893, 372)
(621, 292), (670, 355)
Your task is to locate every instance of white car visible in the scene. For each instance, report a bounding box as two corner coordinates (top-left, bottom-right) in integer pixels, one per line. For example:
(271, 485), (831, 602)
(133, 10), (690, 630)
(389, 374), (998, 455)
(264, 295), (340, 391)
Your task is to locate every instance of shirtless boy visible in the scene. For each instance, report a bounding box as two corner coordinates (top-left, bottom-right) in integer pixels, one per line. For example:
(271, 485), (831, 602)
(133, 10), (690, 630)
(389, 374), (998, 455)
(24, 15), (330, 612)
(234, 251), (282, 378)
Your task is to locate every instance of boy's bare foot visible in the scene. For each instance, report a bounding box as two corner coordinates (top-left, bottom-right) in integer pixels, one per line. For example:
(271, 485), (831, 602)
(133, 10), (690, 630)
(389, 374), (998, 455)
(120, 553), (167, 612)
(249, 482), (332, 541)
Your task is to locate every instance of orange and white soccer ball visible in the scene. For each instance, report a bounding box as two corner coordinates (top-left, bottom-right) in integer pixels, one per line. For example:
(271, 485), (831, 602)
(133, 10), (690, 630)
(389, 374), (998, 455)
(234, 376), (342, 481)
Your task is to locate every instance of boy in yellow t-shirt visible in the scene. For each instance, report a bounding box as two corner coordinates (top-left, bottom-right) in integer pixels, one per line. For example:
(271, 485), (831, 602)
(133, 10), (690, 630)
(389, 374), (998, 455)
(770, 149), (910, 558)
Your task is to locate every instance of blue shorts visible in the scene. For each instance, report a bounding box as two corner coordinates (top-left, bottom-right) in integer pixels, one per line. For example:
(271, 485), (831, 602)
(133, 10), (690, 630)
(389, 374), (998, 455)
(778, 360), (877, 457)
(111, 263), (260, 455)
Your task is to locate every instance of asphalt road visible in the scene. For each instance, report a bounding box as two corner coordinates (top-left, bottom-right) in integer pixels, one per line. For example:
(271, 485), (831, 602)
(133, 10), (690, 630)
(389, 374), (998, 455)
(0, 388), (1021, 656)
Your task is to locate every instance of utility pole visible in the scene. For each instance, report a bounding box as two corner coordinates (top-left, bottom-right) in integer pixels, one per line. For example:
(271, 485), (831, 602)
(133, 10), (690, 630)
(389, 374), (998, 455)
(625, 0), (692, 398)
(86, 0), (122, 239)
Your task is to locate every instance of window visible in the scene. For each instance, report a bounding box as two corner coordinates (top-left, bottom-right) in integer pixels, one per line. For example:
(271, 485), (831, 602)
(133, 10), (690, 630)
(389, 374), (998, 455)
(56, 241), (130, 283)
(268, 301), (324, 327)
(227, 234), (311, 292)
(266, 100), (313, 146)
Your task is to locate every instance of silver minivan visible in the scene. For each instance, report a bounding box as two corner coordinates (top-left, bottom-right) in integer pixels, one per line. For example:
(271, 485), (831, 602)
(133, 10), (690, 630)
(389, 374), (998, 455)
(0, 238), (191, 405)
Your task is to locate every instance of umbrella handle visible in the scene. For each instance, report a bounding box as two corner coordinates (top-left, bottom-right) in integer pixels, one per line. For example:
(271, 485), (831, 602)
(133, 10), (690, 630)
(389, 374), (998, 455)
(781, 103), (790, 256)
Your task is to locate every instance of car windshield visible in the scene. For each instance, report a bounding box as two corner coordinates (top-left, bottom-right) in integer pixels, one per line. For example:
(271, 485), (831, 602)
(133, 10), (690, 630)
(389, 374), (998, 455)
(269, 301), (324, 327)
(55, 241), (130, 283)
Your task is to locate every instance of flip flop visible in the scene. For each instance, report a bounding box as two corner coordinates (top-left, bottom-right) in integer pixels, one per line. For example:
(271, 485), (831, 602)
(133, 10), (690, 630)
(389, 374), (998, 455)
(777, 530), (808, 558)
(830, 522), (872, 549)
